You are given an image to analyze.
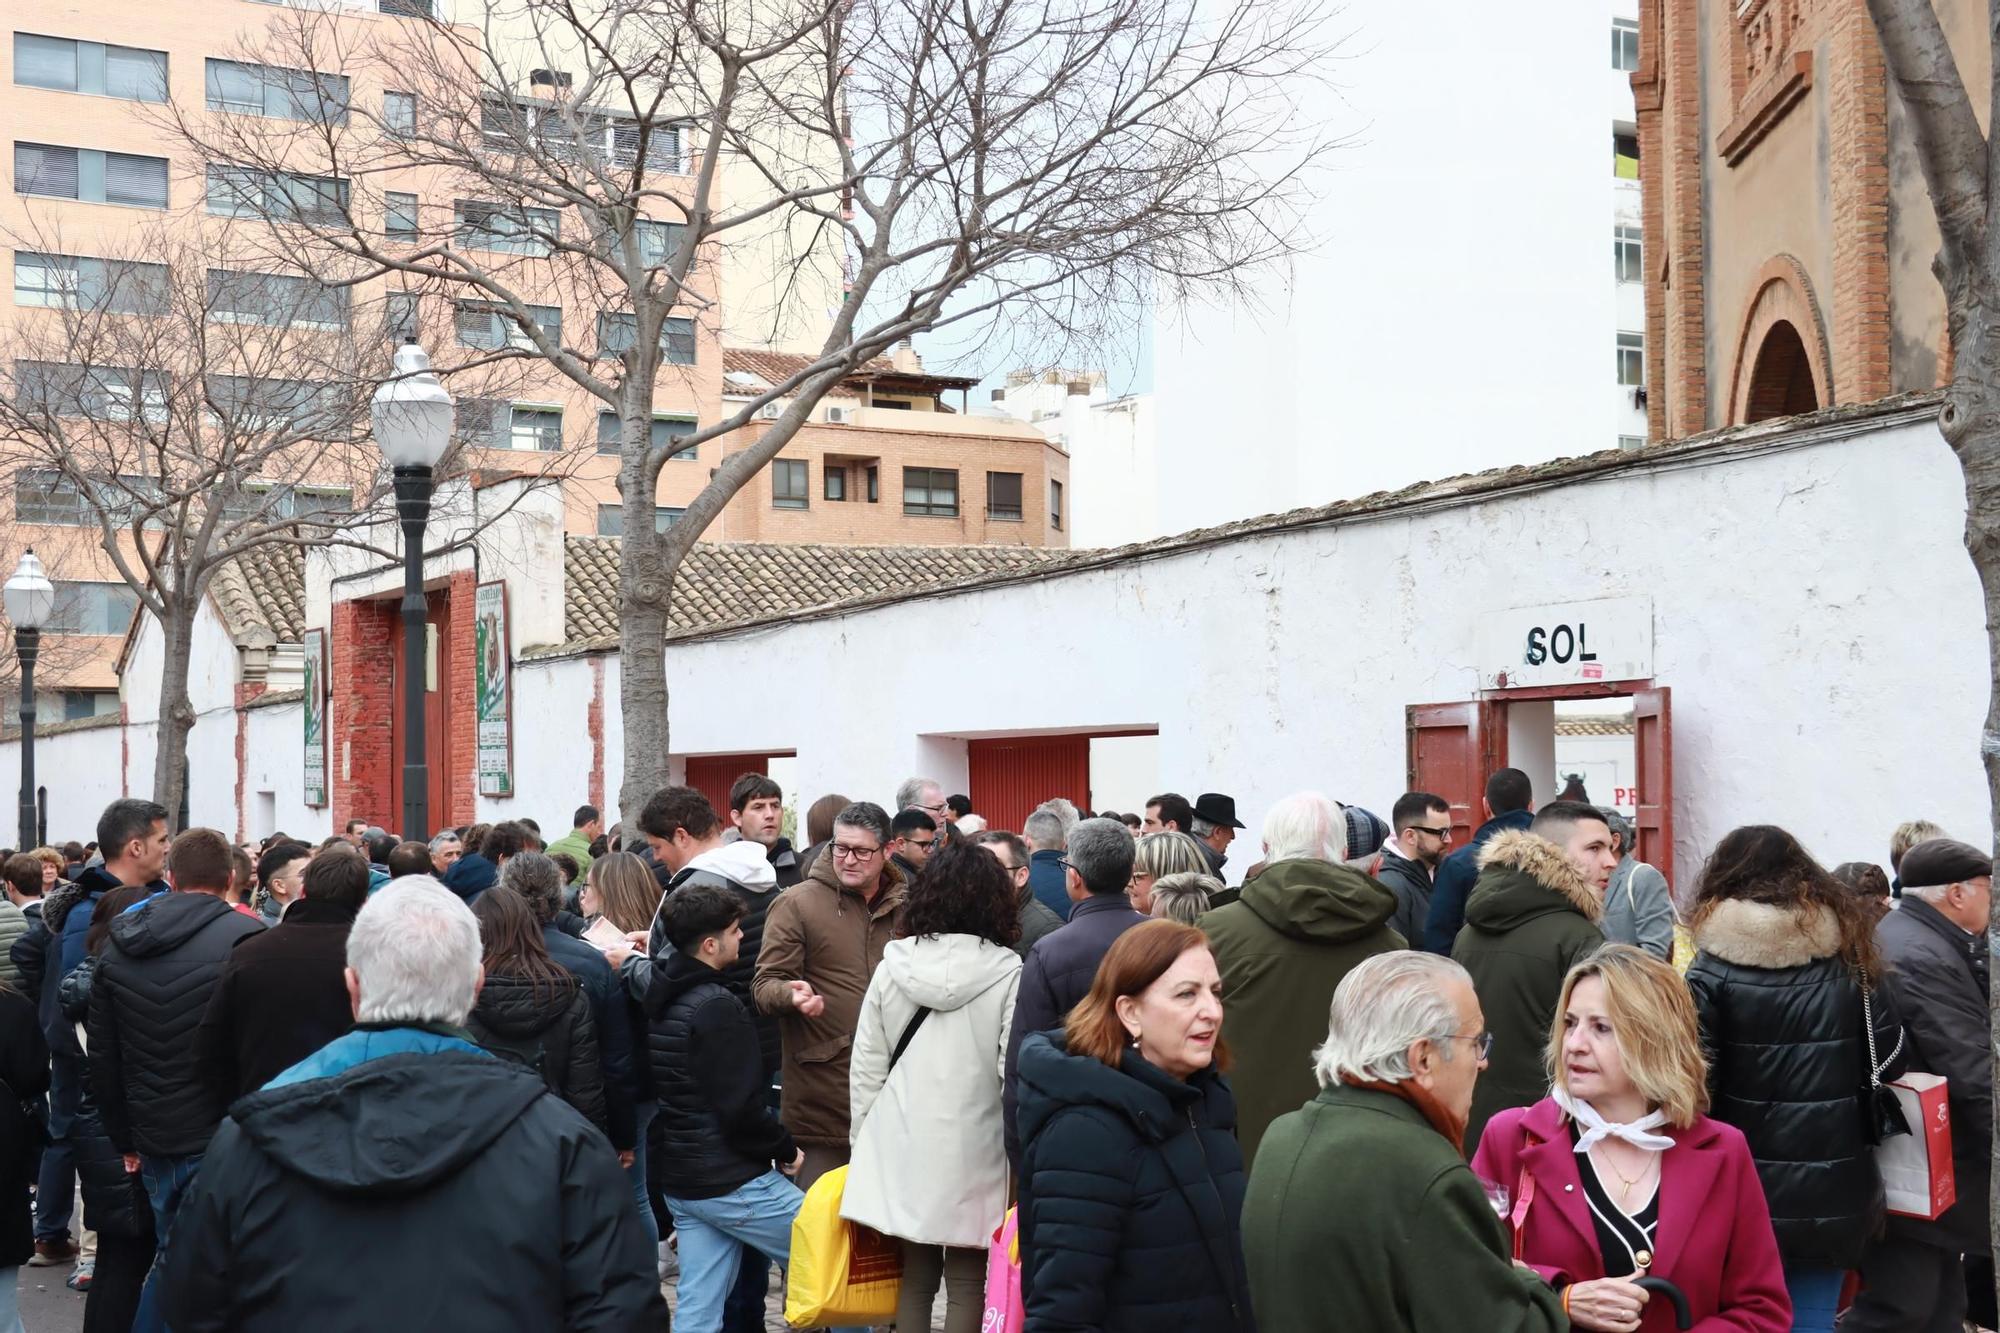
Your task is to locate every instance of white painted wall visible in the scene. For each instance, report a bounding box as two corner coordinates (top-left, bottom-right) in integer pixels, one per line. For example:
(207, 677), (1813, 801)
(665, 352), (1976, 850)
(242, 700), (323, 844)
(1153, 2), (1625, 530)
(483, 654), (597, 825)
(34, 408), (1992, 882)
(990, 378), (1160, 549)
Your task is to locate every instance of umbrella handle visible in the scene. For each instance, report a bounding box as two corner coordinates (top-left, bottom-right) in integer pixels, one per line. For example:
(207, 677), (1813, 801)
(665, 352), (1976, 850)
(1632, 1276), (1693, 1330)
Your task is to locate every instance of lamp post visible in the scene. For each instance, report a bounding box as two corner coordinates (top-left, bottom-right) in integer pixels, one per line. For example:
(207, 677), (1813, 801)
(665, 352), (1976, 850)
(4, 550), (54, 851)
(370, 339), (453, 842)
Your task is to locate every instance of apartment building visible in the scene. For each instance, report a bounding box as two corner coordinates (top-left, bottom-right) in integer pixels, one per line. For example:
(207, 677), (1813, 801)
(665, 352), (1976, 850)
(4, 0), (1064, 716)
(1635, 0), (1961, 437)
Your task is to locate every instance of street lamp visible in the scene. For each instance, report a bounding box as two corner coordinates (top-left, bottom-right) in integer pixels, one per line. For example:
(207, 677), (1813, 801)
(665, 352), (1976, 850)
(4, 550), (54, 851)
(371, 338), (453, 843)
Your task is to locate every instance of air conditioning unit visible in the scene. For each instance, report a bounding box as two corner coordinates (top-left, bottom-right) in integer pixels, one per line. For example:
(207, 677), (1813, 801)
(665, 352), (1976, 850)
(757, 402), (782, 420)
(825, 405), (852, 424)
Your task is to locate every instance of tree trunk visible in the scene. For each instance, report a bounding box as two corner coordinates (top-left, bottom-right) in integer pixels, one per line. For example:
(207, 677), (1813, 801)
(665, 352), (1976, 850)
(151, 597), (198, 830)
(616, 406), (677, 820)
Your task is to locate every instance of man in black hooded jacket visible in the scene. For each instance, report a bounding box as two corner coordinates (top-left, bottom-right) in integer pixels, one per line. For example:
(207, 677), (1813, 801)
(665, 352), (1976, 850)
(162, 876), (661, 1332)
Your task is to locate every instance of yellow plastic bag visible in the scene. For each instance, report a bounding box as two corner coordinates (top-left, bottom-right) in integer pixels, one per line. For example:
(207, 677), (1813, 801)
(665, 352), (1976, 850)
(784, 1165), (903, 1326)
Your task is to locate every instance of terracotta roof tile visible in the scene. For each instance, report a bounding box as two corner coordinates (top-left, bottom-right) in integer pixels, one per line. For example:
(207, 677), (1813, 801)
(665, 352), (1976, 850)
(560, 536), (1070, 647)
(210, 545), (305, 643)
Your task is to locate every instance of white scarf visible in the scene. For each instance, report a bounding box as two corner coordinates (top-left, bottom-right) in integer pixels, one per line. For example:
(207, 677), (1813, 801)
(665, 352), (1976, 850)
(1554, 1086), (1676, 1153)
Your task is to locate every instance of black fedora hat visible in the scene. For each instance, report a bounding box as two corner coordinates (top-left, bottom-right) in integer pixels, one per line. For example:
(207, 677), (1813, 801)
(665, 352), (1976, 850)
(1193, 793), (1245, 829)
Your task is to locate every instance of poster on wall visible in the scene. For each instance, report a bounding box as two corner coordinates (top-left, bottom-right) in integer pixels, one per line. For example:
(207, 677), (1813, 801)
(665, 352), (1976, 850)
(474, 581), (513, 797)
(302, 629), (328, 808)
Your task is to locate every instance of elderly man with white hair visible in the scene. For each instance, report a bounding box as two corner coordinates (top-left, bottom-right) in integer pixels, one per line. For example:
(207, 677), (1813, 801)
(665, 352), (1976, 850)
(1200, 790), (1401, 1168)
(161, 878), (663, 1331)
(1242, 951), (1565, 1332)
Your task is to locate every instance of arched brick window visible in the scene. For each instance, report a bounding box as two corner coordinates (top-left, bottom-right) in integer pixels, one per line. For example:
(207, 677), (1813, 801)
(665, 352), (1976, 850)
(1727, 255), (1831, 425)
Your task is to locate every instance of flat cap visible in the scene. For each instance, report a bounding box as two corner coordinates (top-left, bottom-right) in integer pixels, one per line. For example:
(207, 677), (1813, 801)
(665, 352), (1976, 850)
(1899, 838), (1992, 890)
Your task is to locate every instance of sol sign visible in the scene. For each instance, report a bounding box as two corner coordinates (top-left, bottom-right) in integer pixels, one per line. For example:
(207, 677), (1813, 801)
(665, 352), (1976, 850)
(1477, 595), (1653, 689)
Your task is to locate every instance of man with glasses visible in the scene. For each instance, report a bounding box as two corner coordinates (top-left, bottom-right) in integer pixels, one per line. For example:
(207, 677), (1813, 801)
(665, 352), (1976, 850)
(971, 830), (1062, 957)
(893, 776), (954, 846)
(887, 808), (938, 887)
(1378, 792), (1452, 947)
(752, 802), (908, 1193)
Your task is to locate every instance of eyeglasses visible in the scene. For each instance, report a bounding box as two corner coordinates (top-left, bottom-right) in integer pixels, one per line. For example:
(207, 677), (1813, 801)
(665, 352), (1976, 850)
(907, 838), (937, 850)
(1445, 1032), (1494, 1060)
(1407, 825), (1451, 839)
(832, 844), (882, 861)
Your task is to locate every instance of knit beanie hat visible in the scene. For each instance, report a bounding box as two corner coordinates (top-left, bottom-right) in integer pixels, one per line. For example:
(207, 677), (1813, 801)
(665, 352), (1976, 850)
(1341, 805), (1389, 862)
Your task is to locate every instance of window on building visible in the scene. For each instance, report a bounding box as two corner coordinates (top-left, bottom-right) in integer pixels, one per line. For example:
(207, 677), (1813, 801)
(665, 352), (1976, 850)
(384, 90), (416, 137)
(14, 468), (160, 524)
(454, 397), (500, 448)
(215, 484), (352, 523)
(454, 199), (557, 255)
(455, 299), (561, 352)
(61, 690), (119, 721)
(824, 465), (847, 501)
(45, 581), (139, 636)
(384, 191), (419, 241)
(986, 471), (1023, 521)
(378, 0), (433, 16)
(14, 252), (168, 314)
(207, 375), (343, 430)
(595, 411), (697, 459)
(1614, 224), (1643, 284)
(610, 119), (681, 171)
(15, 362), (168, 422)
(1613, 131), (1639, 180)
(209, 269), (349, 329)
(205, 60), (348, 123)
(1050, 478), (1064, 530)
(508, 405), (563, 451)
(1612, 19), (1640, 72)
(596, 504), (685, 536)
(903, 467), (959, 517)
(206, 166), (348, 226)
(385, 290), (419, 342)
(14, 34), (167, 102)
(636, 219), (687, 268)
(1617, 331), (1645, 387)
(866, 464), (879, 503)
(15, 143), (169, 208)
(597, 312), (697, 364)
(1618, 434), (1645, 451)
(772, 458), (809, 509)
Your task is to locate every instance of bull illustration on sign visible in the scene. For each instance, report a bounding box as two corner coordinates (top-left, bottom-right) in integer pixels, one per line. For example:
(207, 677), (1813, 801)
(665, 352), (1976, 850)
(1523, 622), (1599, 667)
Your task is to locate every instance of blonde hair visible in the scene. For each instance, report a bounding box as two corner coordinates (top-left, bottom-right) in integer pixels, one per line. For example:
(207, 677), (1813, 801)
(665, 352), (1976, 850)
(1133, 831), (1209, 881)
(29, 847), (64, 871)
(1890, 820), (1948, 872)
(587, 851), (663, 935)
(1546, 944), (1709, 1129)
(1149, 872), (1219, 924)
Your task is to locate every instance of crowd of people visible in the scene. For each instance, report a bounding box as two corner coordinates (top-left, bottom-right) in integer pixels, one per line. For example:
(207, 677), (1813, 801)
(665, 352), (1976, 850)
(0, 772), (1988, 1333)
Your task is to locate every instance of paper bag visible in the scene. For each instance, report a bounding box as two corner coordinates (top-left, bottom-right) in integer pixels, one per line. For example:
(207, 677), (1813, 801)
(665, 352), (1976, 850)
(1878, 1073), (1956, 1220)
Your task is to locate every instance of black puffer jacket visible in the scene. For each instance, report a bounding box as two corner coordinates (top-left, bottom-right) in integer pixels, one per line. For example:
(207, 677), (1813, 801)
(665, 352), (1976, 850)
(0, 985), (48, 1267)
(651, 846), (784, 1080)
(87, 891), (265, 1156)
(1687, 898), (1907, 1267)
(57, 956), (157, 1241)
(646, 949), (795, 1201)
(464, 973), (608, 1137)
(1015, 1032), (1255, 1332)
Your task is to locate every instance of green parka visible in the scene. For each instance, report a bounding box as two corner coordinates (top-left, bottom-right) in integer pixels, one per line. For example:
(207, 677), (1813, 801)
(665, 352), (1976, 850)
(1451, 828), (1604, 1155)
(1199, 857), (1401, 1168)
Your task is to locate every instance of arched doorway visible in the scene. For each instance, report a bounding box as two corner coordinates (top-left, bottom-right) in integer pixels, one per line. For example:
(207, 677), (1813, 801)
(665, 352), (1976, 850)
(1743, 320), (1819, 421)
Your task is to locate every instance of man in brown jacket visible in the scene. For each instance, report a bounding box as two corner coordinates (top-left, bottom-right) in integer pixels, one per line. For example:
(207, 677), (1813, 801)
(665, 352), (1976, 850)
(751, 801), (907, 1190)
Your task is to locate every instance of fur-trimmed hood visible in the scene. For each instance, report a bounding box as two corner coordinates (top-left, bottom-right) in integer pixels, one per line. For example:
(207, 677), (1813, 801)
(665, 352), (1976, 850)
(1464, 829), (1604, 932)
(1693, 898), (1841, 970)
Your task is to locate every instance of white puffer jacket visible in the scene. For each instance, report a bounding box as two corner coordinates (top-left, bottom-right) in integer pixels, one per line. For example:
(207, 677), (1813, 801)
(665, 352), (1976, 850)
(842, 934), (1021, 1248)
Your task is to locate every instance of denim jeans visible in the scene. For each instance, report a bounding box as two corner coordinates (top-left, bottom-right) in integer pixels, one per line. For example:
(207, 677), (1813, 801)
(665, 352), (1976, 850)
(627, 1101), (660, 1249)
(0, 1265), (23, 1333)
(132, 1151), (204, 1333)
(664, 1171), (803, 1333)
(1781, 1264), (1843, 1333)
(34, 1057), (79, 1240)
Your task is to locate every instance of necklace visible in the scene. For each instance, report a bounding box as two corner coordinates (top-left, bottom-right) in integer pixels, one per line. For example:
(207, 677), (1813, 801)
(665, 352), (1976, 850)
(1592, 1144), (1655, 1199)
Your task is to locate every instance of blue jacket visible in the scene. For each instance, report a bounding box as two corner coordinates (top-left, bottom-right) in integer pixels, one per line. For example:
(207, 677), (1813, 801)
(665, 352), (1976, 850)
(1004, 892), (1147, 1162)
(441, 853), (497, 901)
(543, 923), (638, 1152)
(1421, 809), (1534, 954)
(1028, 849), (1072, 923)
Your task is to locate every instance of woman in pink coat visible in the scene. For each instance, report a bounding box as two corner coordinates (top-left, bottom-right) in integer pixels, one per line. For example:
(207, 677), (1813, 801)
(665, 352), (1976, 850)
(1472, 945), (1790, 1333)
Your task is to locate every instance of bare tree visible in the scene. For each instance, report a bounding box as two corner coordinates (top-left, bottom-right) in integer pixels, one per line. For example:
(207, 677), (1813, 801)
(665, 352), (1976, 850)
(164, 0), (1337, 817)
(0, 217), (570, 821)
(1863, 0), (2000, 1281)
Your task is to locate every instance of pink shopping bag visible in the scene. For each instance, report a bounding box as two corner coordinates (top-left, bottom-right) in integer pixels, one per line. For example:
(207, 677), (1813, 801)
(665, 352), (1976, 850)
(981, 1207), (1023, 1333)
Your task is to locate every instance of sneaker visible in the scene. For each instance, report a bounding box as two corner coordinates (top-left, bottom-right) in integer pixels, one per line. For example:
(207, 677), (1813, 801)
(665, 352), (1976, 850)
(28, 1236), (77, 1266)
(66, 1259), (94, 1291)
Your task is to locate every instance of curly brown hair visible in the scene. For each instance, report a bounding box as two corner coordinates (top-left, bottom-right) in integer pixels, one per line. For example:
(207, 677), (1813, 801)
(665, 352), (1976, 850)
(898, 841), (1020, 949)
(1692, 825), (1881, 976)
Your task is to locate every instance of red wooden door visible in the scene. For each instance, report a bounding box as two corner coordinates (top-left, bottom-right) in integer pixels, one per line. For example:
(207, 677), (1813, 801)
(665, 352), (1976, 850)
(389, 590), (452, 838)
(967, 736), (1091, 835)
(1631, 686), (1674, 887)
(1406, 701), (1508, 845)
(684, 754), (773, 816)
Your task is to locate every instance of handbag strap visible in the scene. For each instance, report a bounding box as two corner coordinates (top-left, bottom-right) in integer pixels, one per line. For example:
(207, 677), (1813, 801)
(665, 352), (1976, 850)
(1511, 1163), (1537, 1261)
(1859, 969), (1905, 1085)
(887, 1005), (933, 1073)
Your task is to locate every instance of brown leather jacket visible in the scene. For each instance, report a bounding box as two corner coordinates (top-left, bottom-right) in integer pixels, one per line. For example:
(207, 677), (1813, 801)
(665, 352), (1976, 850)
(751, 849), (907, 1146)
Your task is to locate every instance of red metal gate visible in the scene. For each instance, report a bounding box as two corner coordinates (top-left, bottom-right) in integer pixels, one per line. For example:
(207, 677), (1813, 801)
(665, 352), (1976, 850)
(684, 754), (777, 817)
(1405, 701), (1507, 846)
(1630, 686), (1674, 887)
(967, 736), (1091, 835)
